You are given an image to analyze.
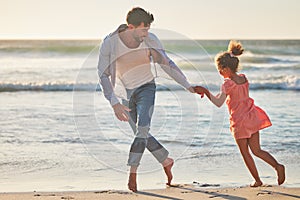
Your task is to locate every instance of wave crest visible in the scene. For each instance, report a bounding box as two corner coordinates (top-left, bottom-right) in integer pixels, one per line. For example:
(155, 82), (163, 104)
(0, 76), (299, 92)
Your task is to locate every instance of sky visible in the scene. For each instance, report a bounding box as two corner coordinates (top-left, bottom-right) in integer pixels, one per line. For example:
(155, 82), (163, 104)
(1, 0), (300, 40)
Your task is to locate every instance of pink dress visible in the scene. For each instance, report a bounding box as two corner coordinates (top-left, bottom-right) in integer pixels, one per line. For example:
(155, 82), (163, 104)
(222, 74), (272, 139)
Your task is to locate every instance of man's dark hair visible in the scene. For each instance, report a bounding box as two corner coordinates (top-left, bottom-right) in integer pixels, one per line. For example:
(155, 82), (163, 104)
(126, 7), (154, 27)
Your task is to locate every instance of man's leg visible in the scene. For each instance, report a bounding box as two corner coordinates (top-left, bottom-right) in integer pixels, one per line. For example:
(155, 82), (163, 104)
(122, 93), (140, 192)
(127, 125), (147, 192)
(136, 83), (173, 185)
(126, 82), (175, 191)
(146, 134), (173, 185)
(127, 82), (156, 166)
(125, 88), (148, 192)
(126, 83), (156, 192)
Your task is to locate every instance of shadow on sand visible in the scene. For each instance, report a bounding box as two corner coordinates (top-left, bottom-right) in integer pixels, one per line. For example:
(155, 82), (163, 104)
(137, 191), (183, 200)
(137, 185), (247, 200)
(260, 189), (300, 199)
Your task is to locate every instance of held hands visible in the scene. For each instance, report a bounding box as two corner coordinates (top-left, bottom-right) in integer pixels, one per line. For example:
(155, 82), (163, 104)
(193, 86), (207, 98)
(187, 86), (206, 98)
(112, 103), (131, 122)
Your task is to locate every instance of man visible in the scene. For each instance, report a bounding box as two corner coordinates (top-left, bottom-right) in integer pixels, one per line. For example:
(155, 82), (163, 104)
(97, 7), (194, 192)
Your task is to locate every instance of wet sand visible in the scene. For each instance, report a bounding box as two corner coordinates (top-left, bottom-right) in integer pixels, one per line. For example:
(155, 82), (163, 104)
(0, 184), (299, 200)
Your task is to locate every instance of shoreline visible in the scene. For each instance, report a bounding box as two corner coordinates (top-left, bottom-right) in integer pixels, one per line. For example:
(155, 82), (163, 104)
(1, 184), (299, 200)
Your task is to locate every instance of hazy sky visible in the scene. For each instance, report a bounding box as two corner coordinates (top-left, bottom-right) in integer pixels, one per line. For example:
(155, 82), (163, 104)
(1, 0), (299, 39)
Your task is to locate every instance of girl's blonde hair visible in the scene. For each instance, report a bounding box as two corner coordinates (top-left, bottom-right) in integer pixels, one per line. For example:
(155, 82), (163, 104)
(215, 40), (244, 72)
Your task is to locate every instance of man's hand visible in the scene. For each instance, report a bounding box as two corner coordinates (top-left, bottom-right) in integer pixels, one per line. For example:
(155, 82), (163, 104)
(187, 86), (195, 93)
(112, 103), (131, 122)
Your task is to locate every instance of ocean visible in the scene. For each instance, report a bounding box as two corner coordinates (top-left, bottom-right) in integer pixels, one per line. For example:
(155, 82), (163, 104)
(0, 38), (299, 192)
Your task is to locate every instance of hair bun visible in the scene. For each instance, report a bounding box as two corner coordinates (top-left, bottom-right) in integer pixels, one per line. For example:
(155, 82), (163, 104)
(228, 40), (244, 56)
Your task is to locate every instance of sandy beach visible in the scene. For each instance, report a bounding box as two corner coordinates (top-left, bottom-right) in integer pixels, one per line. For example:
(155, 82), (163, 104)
(0, 184), (299, 200)
(1, 40), (299, 198)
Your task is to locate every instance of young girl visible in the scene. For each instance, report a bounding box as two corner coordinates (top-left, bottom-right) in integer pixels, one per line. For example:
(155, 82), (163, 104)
(194, 40), (285, 187)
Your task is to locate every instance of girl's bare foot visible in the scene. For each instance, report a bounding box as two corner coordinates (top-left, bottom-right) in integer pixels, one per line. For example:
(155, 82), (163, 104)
(128, 173), (137, 192)
(250, 180), (263, 187)
(163, 158), (174, 186)
(276, 164), (285, 185)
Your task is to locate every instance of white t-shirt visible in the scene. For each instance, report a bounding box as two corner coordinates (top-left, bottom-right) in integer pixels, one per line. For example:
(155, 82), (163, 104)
(116, 37), (154, 89)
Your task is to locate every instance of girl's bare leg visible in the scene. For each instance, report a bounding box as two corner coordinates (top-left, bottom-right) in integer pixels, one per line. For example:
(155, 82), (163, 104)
(236, 138), (263, 187)
(248, 132), (285, 185)
(276, 164), (285, 185)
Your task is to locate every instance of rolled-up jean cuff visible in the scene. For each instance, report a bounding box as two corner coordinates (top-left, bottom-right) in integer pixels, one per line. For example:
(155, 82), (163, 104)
(151, 148), (169, 163)
(127, 163), (139, 167)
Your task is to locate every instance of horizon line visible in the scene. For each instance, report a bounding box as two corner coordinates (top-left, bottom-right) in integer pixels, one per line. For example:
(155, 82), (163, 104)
(0, 37), (300, 41)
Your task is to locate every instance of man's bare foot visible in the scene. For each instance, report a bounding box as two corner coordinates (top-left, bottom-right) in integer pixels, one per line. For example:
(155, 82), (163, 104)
(128, 173), (137, 192)
(250, 180), (263, 187)
(163, 158), (174, 186)
(276, 164), (285, 185)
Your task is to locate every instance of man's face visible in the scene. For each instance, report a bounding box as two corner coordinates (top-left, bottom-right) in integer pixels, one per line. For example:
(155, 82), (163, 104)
(132, 22), (150, 43)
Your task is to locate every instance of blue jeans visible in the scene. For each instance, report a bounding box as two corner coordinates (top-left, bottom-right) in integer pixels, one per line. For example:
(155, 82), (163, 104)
(123, 80), (169, 166)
